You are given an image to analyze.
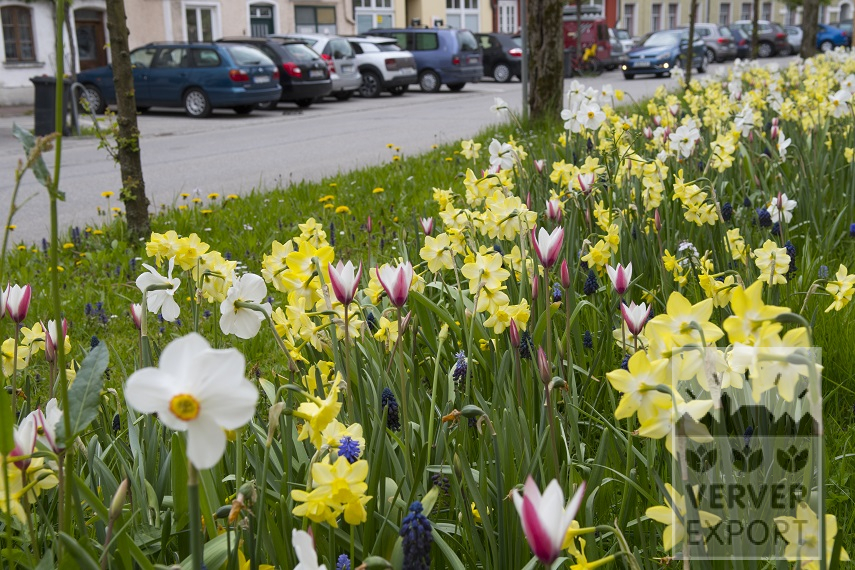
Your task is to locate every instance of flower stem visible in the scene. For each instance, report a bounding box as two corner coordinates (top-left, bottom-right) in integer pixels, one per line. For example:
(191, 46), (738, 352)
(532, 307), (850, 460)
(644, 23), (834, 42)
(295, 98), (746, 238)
(11, 325), (20, 417)
(253, 436), (273, 570)
(188, 462), (203, 570)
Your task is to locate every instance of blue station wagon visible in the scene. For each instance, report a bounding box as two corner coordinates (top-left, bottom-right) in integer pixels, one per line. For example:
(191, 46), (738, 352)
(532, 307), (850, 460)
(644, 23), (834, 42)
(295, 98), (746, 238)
(366, 28), (482, 92)
(78, 42), (282, 117)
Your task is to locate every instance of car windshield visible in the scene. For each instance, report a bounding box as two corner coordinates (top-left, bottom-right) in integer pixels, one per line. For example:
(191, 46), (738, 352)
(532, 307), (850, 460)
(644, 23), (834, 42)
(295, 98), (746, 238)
(226, 45), (273, 66)
(457, 30), (478, 51)
(643, 31), (681, 46)
(282, 42), (322, 62)
(616, 29), (630, 40)
(375, 42), (401, 51)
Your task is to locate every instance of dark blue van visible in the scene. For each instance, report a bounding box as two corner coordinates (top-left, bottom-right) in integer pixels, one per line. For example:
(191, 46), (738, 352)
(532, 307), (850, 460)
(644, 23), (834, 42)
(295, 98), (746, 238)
(366, 28), (482, 92)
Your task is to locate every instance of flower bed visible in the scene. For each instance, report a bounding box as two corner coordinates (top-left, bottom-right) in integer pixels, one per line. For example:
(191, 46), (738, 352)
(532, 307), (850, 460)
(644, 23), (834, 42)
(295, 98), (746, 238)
(2, 53), (855, 569)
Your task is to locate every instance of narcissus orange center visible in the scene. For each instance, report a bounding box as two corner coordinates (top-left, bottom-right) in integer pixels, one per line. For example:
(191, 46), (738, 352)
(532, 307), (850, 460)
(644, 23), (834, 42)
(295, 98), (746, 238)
(169, 394), (201, 421)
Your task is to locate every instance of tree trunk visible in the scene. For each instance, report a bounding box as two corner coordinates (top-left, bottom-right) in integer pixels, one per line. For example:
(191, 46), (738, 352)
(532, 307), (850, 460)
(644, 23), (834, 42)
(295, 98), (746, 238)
(527, 0), (563, 119)
(686, 0), (697, 86)
(801, 0), (819, 58)
(751, 0), (760, 58)
(64, 2), (77, 79)
(104, 0), (150, 239)
(575, 0), (581, 68)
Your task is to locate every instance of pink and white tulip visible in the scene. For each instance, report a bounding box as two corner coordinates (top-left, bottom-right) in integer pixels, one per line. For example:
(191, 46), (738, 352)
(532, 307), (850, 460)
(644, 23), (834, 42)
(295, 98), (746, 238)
(531, 227), (564, 268)
(328, 260), (363, 306)
(545, 199), (562, 223)
(560, 260), (571, 289)
(44, 318), (68, 364)
(533, 159), (545, 173)
(11, 413), (36, 470)
(130, 303), (142, 330)
(621, 301), (651, 336)
(512, 476), (587, 565)
(577, 172), (595, 195)
(606, 262), (632, 296)
(377, 262), (414, 308)
(5, 284), (31, 323)
(420, 217), (434, 236)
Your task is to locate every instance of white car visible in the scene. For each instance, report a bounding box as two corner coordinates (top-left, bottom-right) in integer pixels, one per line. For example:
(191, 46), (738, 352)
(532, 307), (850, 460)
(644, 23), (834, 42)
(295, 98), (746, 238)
(784, 25), (803, 53)
(348, 36), (418, 98)
(273, 33), (363, 100)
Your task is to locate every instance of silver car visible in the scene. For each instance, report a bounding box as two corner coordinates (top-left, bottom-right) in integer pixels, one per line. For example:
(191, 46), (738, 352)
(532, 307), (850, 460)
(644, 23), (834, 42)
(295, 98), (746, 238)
(690, 23), (738, 62)
(274, 33), (363, 100)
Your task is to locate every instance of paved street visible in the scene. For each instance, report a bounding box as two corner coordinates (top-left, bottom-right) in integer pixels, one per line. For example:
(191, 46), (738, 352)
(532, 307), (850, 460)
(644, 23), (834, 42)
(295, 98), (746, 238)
(0, 58), (790, 245)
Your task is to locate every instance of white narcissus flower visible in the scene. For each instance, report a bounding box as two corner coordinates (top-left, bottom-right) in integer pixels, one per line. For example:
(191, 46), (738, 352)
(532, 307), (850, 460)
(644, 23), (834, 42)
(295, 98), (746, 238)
(669, 124), (700, 158)
(776, 130), (792, 159)
(490, 97), (510, 118)
(488, 138), (516, 171)
(766, 193), (797, 224)
(136, 257), (181, 322)
(512, 476), (586, 565)
(292, 529), (328, 570)
(575, 101), (606, 131)
(124, 333), (258, 469)
(561, 107), (582, 133)
(220, 273), (271, 339)
(830, 88), (852, 118)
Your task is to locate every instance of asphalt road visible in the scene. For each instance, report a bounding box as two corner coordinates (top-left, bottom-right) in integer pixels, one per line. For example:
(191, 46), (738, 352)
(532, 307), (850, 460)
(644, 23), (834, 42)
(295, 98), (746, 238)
(0, 58), (789, 245)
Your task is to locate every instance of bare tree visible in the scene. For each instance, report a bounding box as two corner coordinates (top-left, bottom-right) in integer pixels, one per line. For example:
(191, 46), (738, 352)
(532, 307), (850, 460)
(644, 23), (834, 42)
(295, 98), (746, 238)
(686, 0), (698, 86)
(801, 0), (820, 57)
(751, 0), (761, 57)
(104, 0), (150, 238)
(526, 0), (564, 119)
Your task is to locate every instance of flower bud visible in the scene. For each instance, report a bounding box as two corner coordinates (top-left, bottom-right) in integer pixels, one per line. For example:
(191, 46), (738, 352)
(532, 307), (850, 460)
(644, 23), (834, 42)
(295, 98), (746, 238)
(533, 159), (545, 173)
(531, 275), (539, 300)
(366, 215), (373, 233)
(438, 323), (450, 343)
(110, 479), (129, 521)
(653, 114), (662, 126)
(560, 260), (571, 289)
(654, 209), (662, 232)
(536, 347), (551, 385)
(509, 319), (520, 348)
(420, 217), (434, 236)
(130, 303), (142, 330)
(525, 192), (532, 210)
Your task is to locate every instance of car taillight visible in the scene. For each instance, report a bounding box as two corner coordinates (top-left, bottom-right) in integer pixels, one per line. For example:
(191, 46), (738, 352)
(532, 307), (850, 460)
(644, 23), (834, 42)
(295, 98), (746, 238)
(776, 32), (786, 39)
(739, 39), (748, 46)
(229, 69), (250, 82)
(508, 47), (522, 57)
(717, 37), (728, 43)
(385, 58), (398, 71)
(452, 55), (460, 65)
(282, 62), (302, 78)
(272, 68), (280, 80)
(321, 53), (336, 73)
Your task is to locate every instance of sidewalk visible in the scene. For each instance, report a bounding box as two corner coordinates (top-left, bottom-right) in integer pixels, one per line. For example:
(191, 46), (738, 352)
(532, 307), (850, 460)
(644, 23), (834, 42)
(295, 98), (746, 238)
(0, 105), (31, 118)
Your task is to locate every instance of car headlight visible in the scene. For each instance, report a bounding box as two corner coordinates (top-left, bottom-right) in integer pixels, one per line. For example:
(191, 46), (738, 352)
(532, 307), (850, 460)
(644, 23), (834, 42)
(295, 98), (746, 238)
(663, 62), (670, 69)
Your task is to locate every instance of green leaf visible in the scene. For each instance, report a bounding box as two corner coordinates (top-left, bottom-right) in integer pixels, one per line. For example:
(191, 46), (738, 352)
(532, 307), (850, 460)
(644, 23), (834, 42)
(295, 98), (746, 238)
(420, 486), (440, 517)
(56, 343), (109, 442)
(179, 530), (235, 570)
(0, 386), (14, 454)
(13, 123), (51, 187)
(57, 532), (101, 570)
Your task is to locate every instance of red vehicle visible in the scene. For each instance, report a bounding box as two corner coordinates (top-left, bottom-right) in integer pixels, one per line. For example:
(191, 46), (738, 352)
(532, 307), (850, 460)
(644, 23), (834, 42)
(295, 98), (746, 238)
(562, 5), (616, 73)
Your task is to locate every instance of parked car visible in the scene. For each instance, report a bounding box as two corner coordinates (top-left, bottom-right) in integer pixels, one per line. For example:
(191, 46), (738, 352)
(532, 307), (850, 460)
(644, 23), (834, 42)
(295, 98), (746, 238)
(607, 28), (629, 70)
(367, 28), (482, 92)
(613, 28), (635, 51)
(689, 23), (737, 62)
(562, 9), (615, 69)
(78, 42), (281, 117)
(784, 25), (803, 53)
(729, 25), (753, 59)
(475, 32), (521, 82)
(216, 37), (331, 109)
(834, 19), (853, 45)
(273, 33), (362, 100)
(347, 36), (418, 97)
(622, 28), (706, 79)
(732, 20), (790, 56)
(816, 23), (848, 51)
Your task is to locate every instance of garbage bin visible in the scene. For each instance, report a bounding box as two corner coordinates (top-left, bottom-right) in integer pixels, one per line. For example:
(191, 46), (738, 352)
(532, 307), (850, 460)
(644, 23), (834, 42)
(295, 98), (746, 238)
(30, 76), (72, 136)
(564, 48), (574, 78)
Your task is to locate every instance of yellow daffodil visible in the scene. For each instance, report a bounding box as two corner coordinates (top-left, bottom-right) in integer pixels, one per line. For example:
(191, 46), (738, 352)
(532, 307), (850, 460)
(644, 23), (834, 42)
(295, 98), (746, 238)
(775, 502), (849, 570)
(646, 483), (721, 551)
(753, 240), (790, 285)
(825, 264), (855, 312)
(606, 351), (671, 420)
(293, 374), (343, 448)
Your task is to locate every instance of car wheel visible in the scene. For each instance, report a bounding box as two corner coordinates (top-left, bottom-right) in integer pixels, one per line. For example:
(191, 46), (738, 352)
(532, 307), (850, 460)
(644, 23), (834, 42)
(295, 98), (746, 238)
(359, 70), (383, 98)
(389, 85), (408, 96)
(183, 88), (211, 118)
(757, 42), (774, 58)
(136, 106), (150, 114)
(624, 73), (634, 80)
(447, 82), (466, 92)
(492, 62), (511, 83)
(820, 40), (834, 52)
(295, 98), (313, 108)
(81, 84), (106, 114)
(234, 105), (254, 115)
(605, 64), (617, 71)
(419, 70), (441, 93)
(706, 47), (717, 62)
(697, 53), (708, 73)
(334, 91), (354, 101)
(256, 100), (278, 111)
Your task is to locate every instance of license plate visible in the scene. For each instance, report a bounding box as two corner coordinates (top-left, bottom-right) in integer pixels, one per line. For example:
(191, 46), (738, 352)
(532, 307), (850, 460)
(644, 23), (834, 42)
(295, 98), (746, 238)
(633, 61), (651, 67)
(253, 75), (271, 83)
(468, 56), (478, 64)
(399, 67), (416, 74)
(309, 69), (324, 79)
(342, 64), (354, 73)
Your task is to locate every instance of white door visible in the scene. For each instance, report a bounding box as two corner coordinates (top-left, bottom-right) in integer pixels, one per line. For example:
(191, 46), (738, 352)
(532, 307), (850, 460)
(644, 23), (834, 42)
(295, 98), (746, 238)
(498, 0), (517, 33)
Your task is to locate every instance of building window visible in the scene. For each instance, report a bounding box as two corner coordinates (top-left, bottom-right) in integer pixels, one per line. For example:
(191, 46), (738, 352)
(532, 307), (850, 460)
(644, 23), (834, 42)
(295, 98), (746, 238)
(668, 3), (678, 27)
(497, 0), (517, 33)
(761, 1), (772, 20)
(1, 6), (35, 62)
(842, 3), (851, 20)
(741, 2), (752, 20)
(651, 3), (661, 31)
(185, 6), (218, 41)
(624, 3), (635, 33)
(295, 5), (337, 33)
(355, 0), (393, 33)
(250, 4), (275, 36)
(719, 2), (730, 25)
(446, 0), (479, 31)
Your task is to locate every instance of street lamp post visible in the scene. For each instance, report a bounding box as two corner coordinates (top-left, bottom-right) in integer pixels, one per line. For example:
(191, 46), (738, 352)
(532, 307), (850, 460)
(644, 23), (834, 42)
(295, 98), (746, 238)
(521, 0), (528, 121)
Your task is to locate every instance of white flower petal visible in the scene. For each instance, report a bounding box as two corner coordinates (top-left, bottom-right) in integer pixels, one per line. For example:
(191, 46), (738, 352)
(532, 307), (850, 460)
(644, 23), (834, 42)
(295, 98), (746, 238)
(159, 333), (212, 386)
(186, 414), (226, 469)
(200, 378), (258, 430)
(125, 368), (179, 415)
